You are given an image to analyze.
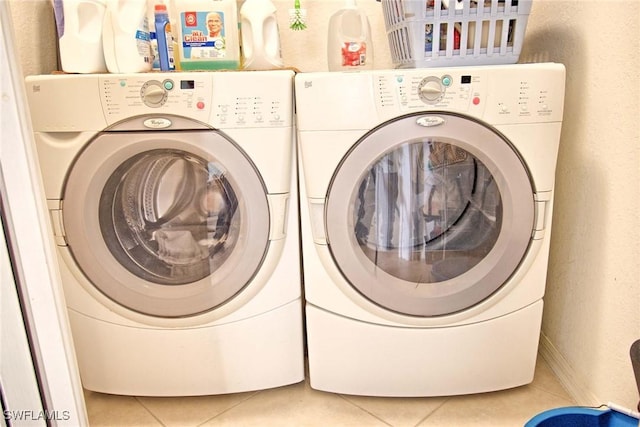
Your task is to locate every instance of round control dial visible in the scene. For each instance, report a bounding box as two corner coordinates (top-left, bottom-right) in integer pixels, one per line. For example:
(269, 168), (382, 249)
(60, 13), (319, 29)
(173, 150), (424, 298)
(418, 76), (445, 104)
(141, 80), (168, 108)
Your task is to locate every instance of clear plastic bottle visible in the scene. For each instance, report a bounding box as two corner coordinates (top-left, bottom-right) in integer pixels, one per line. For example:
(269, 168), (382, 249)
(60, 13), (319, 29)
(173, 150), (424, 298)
(154, 3), (175, 70)
(327, 0), (373, 71)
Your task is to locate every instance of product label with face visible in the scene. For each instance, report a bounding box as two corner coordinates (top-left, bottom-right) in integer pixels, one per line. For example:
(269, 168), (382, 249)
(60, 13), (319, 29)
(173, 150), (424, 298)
(181, 11), (227, 59)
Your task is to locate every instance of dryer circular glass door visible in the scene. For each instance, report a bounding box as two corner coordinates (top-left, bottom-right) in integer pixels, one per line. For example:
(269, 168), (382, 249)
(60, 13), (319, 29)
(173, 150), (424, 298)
(325, 112), (535, 317)
(62, 129), (270, 318)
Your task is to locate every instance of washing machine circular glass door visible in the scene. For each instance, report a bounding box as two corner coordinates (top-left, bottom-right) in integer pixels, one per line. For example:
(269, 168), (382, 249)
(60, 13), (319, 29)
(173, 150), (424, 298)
(62, 125), (270, 318)
(325, 112), (535, 317)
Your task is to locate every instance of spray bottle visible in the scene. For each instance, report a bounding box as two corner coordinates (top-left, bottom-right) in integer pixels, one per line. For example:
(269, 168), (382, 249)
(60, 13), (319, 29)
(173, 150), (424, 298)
(327, 0), (373, 71)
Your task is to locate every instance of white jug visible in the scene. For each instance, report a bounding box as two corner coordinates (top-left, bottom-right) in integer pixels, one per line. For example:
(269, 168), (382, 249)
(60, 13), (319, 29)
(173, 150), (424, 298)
(240, 0), (283, 70)
(102, 0), (151, 73)
(53, 0), (108, 73)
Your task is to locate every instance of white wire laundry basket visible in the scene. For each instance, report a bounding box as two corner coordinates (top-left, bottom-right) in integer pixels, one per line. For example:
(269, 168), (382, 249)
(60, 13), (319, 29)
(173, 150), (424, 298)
(380, 0), (533, 68)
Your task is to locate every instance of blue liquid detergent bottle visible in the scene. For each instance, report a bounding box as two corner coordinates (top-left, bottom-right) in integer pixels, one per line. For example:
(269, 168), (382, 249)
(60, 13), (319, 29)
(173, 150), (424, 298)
(154, 3), (175, 70)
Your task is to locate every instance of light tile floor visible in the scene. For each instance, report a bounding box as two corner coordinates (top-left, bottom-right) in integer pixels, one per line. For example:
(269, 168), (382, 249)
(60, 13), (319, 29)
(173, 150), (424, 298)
(84, 356), (576, 426)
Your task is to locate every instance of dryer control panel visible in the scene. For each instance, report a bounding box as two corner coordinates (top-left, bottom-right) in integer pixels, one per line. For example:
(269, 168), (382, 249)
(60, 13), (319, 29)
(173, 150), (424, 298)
(373, 64), (565, 125)
(375, 72), (487, 116)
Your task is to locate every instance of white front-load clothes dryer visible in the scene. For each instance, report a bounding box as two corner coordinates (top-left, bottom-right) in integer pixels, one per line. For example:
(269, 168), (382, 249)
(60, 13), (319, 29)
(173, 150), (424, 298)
(295, 63), (565, 397)
(25, 70), (304, 396)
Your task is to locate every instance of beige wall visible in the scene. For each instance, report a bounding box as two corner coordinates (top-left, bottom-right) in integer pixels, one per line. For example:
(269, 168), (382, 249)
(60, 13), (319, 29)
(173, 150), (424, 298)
(7, 0), (57, 76)
(8, 0), (640, 409)
(520, 0), (640, 409)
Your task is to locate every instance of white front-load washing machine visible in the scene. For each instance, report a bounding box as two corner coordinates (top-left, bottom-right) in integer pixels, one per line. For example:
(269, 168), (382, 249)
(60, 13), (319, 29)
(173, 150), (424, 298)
(295, 63), (565, 397)
(25, 70), (304, 396)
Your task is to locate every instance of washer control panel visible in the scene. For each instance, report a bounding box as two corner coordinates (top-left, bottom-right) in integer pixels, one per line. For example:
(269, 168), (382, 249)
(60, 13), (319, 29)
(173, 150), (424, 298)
(99, 72), (291, 128)
(100, 75), (213, 123)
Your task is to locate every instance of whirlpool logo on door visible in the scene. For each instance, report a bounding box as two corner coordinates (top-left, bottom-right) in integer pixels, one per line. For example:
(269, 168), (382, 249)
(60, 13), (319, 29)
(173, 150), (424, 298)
(143, 118), (172, 129)
(416, 116), (445, 127)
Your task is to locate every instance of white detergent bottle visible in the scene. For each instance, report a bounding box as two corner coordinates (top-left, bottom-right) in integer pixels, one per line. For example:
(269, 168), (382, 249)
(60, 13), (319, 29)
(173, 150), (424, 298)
(240, 0), (283, 70)
(52, 0), (108, 73)
(327, 0), (373, 71)
(102, 0), (152, 73)
(147, 0), (160, 70)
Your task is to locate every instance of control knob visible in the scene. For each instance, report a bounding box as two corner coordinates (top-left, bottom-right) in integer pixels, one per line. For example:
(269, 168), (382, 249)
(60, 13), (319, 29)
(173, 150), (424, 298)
(141, 81), (168, 108)
(418, 76), (445, 104)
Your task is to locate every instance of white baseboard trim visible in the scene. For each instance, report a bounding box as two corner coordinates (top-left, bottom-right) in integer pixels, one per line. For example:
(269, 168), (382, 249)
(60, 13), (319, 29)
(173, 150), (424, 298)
(539, 332), (602, 407)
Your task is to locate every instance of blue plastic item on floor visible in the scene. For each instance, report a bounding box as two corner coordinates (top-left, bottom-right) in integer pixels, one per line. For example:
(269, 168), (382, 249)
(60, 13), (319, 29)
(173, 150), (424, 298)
(525, 406), (640, 427)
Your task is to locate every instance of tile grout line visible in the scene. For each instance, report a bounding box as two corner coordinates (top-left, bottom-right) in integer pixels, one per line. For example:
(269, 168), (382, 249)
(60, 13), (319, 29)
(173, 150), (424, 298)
(527, 383), (577, 404)
(195, 391), (262, 427)
(335, 394), (394, 427)
(135, 396), (169, 427)
(413, 397), (451, 427)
